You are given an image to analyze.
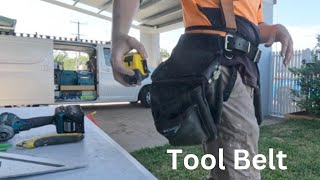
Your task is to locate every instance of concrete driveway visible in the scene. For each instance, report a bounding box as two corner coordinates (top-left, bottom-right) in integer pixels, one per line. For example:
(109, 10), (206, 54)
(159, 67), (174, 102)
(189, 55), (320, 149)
(82, 103), (168, 152)
(82, 103), (284, 153)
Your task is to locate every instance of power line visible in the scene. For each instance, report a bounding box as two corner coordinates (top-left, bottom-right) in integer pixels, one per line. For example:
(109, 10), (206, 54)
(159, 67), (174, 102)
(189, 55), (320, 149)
(70, 20), (87, 40)
(70, 20), (87, 70)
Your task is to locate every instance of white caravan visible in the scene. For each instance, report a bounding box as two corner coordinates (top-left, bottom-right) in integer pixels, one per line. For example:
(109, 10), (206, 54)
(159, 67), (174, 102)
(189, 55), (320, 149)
(0, 33), (152, 108)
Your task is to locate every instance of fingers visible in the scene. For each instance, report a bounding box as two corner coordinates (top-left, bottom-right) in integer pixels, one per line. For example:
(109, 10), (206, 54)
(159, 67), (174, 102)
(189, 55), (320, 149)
(265, 24), (293, 66)
(110, 47), (135, 76)
(111, 52), (135, 76)
(112, 70), (136, 87)
(277, 25), (293, 66)
(283, 38), (293, 66)
(110, 36), (139, 76)
(264, 32), (276, 47)
(111, 34), (147, 83)
(280, 40), (288, 58)
(127, 37), (148, 59)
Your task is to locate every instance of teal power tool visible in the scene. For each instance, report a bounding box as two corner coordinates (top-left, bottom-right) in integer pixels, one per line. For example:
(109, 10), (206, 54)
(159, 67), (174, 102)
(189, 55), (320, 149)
(0, 105), (85, 142)
(0, 143), (11, 151)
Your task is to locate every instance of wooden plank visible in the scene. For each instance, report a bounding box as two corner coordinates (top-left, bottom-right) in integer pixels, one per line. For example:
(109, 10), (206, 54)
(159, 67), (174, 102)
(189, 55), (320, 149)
(60, 86), (95, 91)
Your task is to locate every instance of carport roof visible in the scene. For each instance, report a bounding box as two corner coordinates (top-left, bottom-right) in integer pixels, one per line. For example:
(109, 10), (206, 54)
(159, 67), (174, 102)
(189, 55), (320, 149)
(41, 0), (276, 33)
(41, 0), (182, 33)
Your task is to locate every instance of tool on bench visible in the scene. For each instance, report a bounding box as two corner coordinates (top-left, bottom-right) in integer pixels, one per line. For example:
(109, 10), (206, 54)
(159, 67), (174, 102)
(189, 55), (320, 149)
(122, 52), (150, 85)
(0, 152), (86, 179)
(0, 143), (11, 152)
(16, 133), (84, 149)
(0, 105), (85, 142)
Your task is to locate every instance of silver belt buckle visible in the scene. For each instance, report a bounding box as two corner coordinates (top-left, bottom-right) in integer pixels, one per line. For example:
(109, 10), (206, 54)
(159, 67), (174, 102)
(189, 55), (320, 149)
(224, 34), (233, 52)
(224, 34), (234, 60)
(247, 41), (251, 53)
(254, 49), (262, 63)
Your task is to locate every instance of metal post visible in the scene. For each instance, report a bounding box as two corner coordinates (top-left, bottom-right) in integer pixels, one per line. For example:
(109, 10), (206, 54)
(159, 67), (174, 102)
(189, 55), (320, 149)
(71, 20), (87, 70)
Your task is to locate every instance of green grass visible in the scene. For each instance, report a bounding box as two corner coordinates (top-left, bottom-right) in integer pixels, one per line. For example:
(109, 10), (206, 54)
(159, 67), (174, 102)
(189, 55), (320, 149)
(132, 120), (320, 180)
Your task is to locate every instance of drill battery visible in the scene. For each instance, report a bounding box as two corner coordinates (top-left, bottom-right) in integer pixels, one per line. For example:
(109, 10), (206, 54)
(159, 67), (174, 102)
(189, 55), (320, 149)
(55, 105), (84, 134)
(122, 53), (149, 85)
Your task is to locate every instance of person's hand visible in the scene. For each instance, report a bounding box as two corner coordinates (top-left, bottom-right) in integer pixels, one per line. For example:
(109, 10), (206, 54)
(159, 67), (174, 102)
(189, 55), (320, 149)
(110, 33), (147, 86)
(264, 24), (293, 66)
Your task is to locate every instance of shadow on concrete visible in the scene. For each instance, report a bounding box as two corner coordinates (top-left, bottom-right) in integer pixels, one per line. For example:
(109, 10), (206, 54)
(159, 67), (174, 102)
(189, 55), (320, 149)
(82, 103), (285, 152)
(82, 103), (168, 152)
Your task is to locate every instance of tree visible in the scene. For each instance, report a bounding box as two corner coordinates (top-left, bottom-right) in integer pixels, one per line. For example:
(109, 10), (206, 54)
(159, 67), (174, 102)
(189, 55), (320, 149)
(54, 52), (68, 63)
(160, 48), (170, 60)
(53, 51), (89, 70)
(317, 35), (320, 49)
(289, 35), (320, 115)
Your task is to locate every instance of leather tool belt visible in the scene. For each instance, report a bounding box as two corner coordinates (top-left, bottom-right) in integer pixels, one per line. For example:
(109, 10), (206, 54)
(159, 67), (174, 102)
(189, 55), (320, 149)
(151, 33), (224, 146)
(185, 28), (262, 63)
(223, 33), (262, 62)
(150, 0), (263, 146)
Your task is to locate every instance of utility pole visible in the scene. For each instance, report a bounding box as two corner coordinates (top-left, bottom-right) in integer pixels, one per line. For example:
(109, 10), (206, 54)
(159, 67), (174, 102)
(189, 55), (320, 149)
(70, 20), (87, 70)
(70, 20), (87, 41)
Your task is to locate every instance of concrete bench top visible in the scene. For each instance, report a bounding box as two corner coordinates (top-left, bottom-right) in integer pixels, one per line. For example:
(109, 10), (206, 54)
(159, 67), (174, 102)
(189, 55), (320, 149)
(0, 106), (156, 180)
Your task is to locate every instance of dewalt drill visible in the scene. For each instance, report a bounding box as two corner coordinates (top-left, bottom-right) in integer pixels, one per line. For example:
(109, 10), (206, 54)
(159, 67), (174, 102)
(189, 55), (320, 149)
(122, 53), (149, 85)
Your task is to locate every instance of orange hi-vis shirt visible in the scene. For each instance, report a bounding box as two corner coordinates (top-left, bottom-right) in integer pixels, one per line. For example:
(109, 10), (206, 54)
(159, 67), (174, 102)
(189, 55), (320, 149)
(180, 0), (264, 88)
(181, 0), (264, 34)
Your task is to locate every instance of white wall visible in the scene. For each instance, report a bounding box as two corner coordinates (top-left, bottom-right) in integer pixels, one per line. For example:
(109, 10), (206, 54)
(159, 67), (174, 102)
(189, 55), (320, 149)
(259, 1), (274, 116)
(140, 32), (160, 68)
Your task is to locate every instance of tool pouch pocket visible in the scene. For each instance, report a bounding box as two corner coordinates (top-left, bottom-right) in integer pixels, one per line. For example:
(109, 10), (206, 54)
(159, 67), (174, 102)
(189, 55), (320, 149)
(151, 33), (223, 146)
(254, 86), (263, 125)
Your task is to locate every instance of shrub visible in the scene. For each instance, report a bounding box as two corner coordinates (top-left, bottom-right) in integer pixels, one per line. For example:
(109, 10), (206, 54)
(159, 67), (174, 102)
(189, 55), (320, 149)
(289, 37), (320, 115)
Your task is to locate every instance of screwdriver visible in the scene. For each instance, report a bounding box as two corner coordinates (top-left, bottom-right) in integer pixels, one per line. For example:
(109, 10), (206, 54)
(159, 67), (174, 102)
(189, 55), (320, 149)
(16, 133), (84, 149)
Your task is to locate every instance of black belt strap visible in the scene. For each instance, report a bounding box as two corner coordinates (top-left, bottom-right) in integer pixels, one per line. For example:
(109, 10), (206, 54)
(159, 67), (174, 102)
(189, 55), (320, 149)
(185, 25), (226, 32)
(223, 67), (237, 102)
(185, 25), (236, 35)
(223, 34), (262, 63)
(186, 26), (261, 63)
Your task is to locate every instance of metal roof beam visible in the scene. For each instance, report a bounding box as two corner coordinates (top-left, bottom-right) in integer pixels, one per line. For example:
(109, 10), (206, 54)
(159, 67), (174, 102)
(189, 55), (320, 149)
(98, 0), (112, 14)
(158, 17), (182, 29)
(140, 5), (181, 24)
(73, 0), (81, 6)
(41, 0), (156, 32)
(140, 0), (162, 10)
(156, 20), (183, 33)
(42, 0), (113, 20)
(41, 0), (157, 33)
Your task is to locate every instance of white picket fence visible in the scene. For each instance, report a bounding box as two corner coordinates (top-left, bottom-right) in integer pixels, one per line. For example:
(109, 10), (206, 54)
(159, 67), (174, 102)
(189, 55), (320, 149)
(269, 50), (309, 116)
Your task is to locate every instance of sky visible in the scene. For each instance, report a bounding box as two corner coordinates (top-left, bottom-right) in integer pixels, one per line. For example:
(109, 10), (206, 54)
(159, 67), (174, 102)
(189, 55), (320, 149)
(0, 0), (319, 53)
(161, 0), (320, 52)
(274, 0), (320, 51)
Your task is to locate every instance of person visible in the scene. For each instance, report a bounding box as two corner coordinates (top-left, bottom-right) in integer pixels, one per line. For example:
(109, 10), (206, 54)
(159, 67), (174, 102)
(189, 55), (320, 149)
(111, 0), (293, 179)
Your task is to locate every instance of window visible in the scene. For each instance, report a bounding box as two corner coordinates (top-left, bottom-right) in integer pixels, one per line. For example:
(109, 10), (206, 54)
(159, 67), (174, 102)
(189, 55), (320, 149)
(53, 50), (89, 71)
(104, 48), (111, 66)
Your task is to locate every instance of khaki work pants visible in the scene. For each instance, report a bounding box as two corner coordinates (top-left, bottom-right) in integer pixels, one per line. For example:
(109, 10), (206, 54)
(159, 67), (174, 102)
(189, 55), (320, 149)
(204, 66), (261, 180)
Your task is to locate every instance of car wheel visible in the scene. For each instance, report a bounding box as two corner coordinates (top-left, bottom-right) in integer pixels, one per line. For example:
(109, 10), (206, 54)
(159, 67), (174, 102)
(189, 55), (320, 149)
(140, 85), (151, 108)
